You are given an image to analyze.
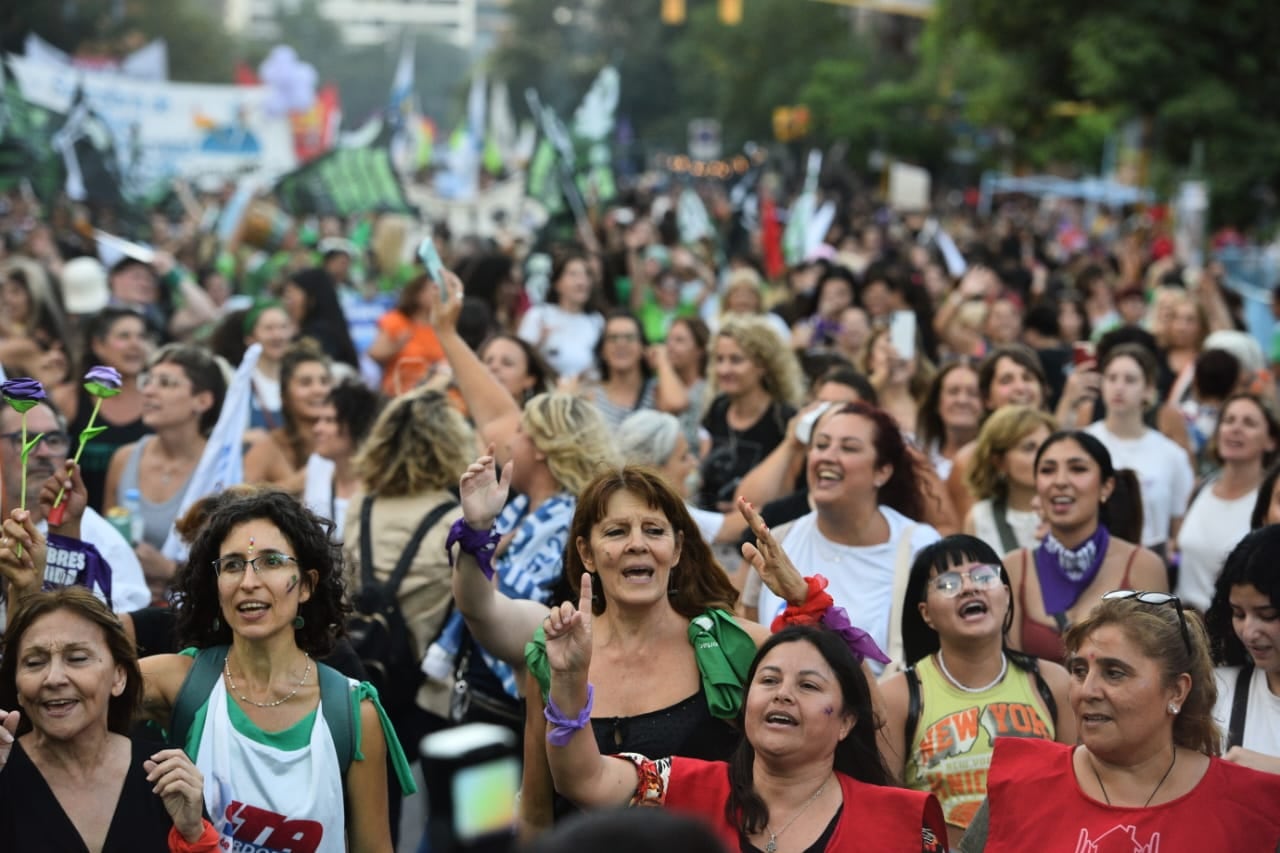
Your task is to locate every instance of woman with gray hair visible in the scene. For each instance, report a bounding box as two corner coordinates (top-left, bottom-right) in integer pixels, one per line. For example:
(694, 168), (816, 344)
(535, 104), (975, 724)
(616, 409), (744, 546)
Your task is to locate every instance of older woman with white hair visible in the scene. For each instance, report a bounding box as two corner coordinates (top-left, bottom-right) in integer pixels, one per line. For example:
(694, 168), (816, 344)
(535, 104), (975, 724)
(615, 410), (745, 546)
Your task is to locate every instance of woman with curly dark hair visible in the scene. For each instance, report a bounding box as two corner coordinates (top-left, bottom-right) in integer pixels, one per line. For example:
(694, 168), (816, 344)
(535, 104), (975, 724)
(137, 489), (413, 853)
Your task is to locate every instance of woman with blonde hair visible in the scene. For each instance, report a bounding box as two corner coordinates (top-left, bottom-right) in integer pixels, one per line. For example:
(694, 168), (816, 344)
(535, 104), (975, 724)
(964, 406), (1057, 555)
(698, 314), (806, 511)
(712, 270), (791, 341)
(343, 387), (473, 752)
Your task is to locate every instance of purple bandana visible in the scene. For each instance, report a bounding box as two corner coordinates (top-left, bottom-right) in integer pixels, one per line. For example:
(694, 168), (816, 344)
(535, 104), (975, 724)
(1034, 524), (1110, 615)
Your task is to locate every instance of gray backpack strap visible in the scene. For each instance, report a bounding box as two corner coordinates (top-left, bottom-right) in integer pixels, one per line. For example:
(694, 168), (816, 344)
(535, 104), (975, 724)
(169, 646), (230, 749)
(318, 661), (355, 779)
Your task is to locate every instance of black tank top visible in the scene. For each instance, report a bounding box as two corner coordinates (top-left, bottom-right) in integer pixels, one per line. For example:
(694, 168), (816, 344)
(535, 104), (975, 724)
(69, 384), (149, 512)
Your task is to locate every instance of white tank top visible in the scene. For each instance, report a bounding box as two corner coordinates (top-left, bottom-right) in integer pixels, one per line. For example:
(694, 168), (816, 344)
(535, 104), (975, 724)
(196, 676), (348, 853)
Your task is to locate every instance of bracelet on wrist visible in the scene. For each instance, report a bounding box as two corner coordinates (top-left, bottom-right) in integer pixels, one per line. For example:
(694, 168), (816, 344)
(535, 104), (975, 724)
(545, 683), (594, 746)
(168, 820), (220, 853)
(446, 518), (501, 580)
(771, 574), (890, 665)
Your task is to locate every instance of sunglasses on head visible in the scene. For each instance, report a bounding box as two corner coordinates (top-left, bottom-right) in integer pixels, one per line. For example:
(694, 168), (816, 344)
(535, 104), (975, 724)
(1100, 590), (1192, 655)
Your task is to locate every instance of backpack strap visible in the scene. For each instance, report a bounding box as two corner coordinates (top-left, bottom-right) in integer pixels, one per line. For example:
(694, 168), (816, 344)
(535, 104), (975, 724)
(169, 646), (230, 750)
(1227, 663), (1254, 750)
(1022, 655), (1058, 726)
(903, 663), (922, 760)
(360, 497), (459, 598)
(318, 661), (355, 778)
(885, 523), (917, 671)
(991, 498), (1020, 554)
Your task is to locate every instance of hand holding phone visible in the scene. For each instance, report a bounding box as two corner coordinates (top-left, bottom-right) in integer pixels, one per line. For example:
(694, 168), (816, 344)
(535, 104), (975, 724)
(888, 311), (917, 362)
(417, 237), (447, 301)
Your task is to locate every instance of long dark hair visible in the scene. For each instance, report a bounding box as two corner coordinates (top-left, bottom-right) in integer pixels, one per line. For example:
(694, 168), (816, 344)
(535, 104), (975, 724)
(176, 489), (350, 656)
(1206, 525), (1280, 666)
(1034, 430), (1144, 544)
(594, 310), (652, 383)
(287, 268), (358, 367)
(726, 627), (889, 835)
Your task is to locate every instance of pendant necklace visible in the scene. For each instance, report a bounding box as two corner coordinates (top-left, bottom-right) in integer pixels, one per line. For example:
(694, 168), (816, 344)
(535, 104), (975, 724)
(763, 775), (830, 853)
(1090, 747), (1177, 808)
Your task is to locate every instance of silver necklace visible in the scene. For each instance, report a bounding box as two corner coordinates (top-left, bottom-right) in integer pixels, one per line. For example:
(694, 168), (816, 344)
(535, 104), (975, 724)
(1089, 747), (1177, 808)
(763, 776), (830, 853)
(224, 653), (312, 708)
(936, 649), (1007, 694)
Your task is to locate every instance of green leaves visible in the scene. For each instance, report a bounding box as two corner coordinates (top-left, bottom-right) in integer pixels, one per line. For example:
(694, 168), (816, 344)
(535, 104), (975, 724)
(80, 425), (109, 443)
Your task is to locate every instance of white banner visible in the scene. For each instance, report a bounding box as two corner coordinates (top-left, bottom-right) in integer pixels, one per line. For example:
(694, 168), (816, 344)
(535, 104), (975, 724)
(7, 54), (295, 192)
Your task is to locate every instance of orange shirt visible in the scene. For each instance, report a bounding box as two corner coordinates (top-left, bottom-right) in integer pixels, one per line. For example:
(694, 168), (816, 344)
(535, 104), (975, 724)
(378, 310), (446, 396)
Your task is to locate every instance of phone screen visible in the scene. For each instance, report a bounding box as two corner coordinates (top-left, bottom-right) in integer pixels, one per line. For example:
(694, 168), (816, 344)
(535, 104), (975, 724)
(889, 311), (916, 361)
(451, 756), (520, 842)
(417, 237), (447, 300)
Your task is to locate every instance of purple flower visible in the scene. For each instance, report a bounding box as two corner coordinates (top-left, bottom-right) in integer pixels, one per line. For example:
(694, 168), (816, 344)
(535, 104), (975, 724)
(84, 365), (123, 398)
(1, 377), (47, 413)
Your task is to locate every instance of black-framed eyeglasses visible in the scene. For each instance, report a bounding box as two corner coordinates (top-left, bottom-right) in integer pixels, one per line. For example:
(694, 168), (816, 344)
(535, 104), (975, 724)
(213, 552), (298, 577)
(931, 564), (1003, 598)
(0, 431), (71, 454)
(1101, 590), (1192, 655)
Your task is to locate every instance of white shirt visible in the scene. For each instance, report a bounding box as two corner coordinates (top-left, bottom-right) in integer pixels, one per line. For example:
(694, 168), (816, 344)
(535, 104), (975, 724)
(756, 508), (940, 673)
(517, 304), (604, 380)
(0, 509), (152, 632)
(1176, 484), (1257, 613)
(302, 454), (348, 542)
(1084, 422), (1194, 546)
(1214, 665), (1280, 757)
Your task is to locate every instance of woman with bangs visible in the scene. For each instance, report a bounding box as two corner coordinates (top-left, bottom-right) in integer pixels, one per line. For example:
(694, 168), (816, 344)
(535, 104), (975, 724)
(881, 535), (1074, 848)
(963, 407), (1057, 556)
(946, 345), (1051, 521)
(1176, 393), (1280, 613)
(447, 462), (769, 831)
(698, 315), (806, 512)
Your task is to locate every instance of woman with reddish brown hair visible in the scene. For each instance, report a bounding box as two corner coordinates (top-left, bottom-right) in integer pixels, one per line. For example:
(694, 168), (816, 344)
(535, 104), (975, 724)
(367, 273), (448, 396)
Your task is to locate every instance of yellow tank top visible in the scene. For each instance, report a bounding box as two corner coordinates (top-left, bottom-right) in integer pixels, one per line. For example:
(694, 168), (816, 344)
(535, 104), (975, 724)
(903, 654), (1055, 830)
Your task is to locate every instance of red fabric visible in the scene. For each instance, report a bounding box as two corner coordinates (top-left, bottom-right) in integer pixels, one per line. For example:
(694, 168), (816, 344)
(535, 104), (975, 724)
(664, 757), (944, 852)
(761, 191), (785, 280)
(770, 575), (834, 633)
(1017, 547), (1137, 664)
(168, 821), (220, 853)
(985, 738), (1280, 852)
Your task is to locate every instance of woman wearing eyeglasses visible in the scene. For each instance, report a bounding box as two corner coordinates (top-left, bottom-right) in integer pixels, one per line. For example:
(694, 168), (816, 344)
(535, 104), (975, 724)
(137, 489), (413, 853)
(1002, 431), (1166, 664)
(103, 345), (227, 605)
(960, 592), (1280, 852)
(881, 535), (1074, 849)
(585, 311), (682, 432)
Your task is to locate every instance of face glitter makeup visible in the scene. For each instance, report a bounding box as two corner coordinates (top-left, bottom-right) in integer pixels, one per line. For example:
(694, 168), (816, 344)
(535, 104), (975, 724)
(247, 537), (255, 557)
(286, 574), (299, 593)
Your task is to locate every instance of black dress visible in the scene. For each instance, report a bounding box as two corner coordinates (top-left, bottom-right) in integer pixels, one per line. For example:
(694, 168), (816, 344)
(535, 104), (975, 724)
(0, 737), (177, 852)
(69, 384), (149, 513)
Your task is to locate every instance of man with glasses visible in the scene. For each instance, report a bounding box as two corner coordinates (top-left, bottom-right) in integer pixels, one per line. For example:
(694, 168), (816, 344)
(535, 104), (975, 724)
(0, 400), (148, 627)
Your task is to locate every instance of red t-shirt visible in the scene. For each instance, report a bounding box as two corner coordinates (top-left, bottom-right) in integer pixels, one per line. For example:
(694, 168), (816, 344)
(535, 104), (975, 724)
(986, 737), (1280, 852)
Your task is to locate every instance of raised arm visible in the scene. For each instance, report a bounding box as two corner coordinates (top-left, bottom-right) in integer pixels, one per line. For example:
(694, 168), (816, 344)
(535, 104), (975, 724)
(735, 405), (813, 506)
(431, 271), (522, 448)
(648, 344), (690, 415)
(450, 449), (548, 667)
(544, 573), (642, 808)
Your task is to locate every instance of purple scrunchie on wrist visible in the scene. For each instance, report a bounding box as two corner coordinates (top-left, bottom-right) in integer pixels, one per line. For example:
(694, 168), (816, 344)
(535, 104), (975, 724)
(822, 605), (891, 665)
(545, 684), (594, 746)
(446, 518), (501, 580)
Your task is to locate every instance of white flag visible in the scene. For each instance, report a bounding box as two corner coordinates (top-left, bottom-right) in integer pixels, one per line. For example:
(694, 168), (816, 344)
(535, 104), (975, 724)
(161, 344), (262, 561)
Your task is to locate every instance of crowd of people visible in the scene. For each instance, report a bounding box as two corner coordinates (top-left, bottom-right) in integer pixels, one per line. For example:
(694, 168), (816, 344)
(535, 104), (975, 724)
(0, 176), (1279, 852)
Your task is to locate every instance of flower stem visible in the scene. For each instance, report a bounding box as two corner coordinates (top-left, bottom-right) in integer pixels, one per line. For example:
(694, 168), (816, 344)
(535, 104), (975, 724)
(52, 398), (101, 511)
(16, 413), (26, 558)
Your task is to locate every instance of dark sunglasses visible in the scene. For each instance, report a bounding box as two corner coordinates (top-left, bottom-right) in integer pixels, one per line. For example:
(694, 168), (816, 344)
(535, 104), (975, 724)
(1101, 590), (1192, 655)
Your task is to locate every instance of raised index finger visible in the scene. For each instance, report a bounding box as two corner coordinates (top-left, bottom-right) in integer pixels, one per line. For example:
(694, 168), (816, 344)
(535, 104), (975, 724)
(579, 572), (593, 615)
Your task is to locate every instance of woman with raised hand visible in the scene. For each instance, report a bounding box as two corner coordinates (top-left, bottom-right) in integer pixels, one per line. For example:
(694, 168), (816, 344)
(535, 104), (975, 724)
(961, 593), (1280, 852)
(881, 535), (1074, 848)
(136, 489), (411, 853)
(1205, 526), (1280, 775)
(541, 587), (946, 852)
(586, 311), (661, 430)
(367, 273), (448, 397)
(1176, 393), (1280, 613)
(663, 316), (711, 455)
(1002, 431), (1166, 663)
(0, 587), (214, 852)
(862, 324), (936, 443)
(962, 406), (1056, 556)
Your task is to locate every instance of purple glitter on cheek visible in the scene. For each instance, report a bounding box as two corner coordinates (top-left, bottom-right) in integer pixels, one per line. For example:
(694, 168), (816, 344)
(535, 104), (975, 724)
(286, 574), (298, 593)
(824, 706), (834, 716)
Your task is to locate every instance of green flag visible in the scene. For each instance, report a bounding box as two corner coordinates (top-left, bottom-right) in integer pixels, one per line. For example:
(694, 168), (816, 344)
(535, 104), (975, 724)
(275, 146), (414, 217)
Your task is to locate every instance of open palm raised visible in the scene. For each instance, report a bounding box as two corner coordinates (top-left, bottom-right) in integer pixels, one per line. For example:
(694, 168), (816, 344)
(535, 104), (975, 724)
(459, 444), (514, 530)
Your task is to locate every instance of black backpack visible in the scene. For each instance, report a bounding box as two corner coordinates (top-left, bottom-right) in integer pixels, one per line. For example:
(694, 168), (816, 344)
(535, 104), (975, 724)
(350, 496), (457, 720)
